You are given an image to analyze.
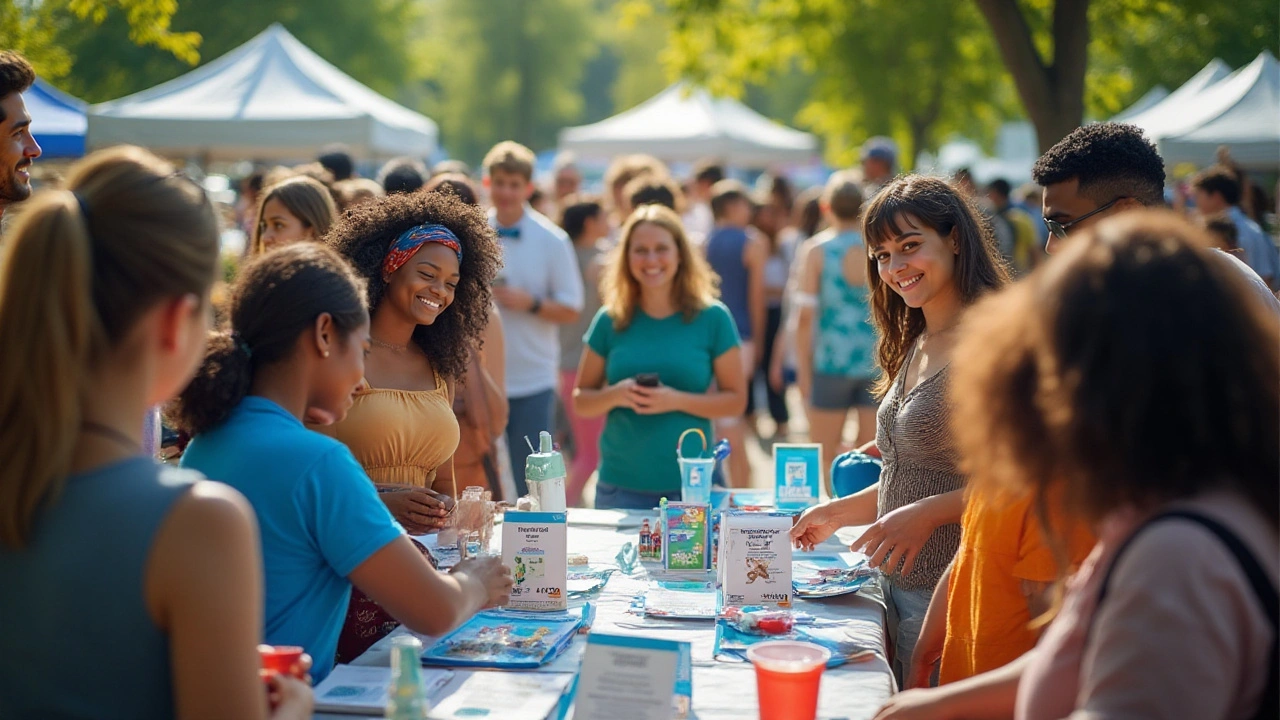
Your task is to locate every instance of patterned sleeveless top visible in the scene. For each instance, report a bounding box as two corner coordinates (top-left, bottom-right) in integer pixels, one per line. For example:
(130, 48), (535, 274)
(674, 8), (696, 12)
(814, 230), (877, 378)
(875, 344), (965, 590)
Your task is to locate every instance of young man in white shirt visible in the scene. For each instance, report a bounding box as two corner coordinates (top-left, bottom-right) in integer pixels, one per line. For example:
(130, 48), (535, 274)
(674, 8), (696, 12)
(483, 141), (585, 495)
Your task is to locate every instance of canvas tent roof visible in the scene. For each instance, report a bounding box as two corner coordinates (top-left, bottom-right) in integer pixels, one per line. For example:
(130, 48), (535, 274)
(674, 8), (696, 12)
(1124, 59), (1232, 140)
(1159, 51), (1280, 168)
(558, 83), (817, 166)
(24, 78), (87, 158)
(1111, 85), (1169, 122)
(87, 24), (437, 160)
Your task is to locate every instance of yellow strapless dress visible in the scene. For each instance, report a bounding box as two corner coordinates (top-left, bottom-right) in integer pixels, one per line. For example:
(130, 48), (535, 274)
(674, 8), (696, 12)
(315, 372), (460, 491)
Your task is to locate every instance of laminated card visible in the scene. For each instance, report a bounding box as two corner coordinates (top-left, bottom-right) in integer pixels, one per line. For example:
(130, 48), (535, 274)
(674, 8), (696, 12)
(719, 511), (793, 608)
(502, 511), (568, 611)
(773, 443), (823, 511)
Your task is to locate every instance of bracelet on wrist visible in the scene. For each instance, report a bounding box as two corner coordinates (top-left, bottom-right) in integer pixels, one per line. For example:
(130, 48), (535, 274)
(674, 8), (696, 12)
(529, 297), (542, 315)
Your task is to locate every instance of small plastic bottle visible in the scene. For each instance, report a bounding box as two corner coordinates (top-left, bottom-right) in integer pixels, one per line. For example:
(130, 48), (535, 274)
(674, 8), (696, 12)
(385, 635), (428, 719)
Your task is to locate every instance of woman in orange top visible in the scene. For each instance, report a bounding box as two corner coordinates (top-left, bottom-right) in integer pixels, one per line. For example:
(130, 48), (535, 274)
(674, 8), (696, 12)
(318, 189), (502, 661)
(906, 489), (1096, 688)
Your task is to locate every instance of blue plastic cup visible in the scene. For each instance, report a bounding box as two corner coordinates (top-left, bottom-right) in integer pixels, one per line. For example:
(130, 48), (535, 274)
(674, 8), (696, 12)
(679, 456), (716, 504)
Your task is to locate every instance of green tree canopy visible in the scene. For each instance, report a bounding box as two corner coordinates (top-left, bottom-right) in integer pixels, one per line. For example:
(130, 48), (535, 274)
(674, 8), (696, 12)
(54, 0), (422, 105)
(0, 0), (198, 82)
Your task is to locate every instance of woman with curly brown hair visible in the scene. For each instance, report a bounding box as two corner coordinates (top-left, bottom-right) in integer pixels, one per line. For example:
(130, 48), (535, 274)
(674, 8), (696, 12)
(319, 190), (502, 659)
(875, 211), (1278, 720)
(320, 190), (501, 513)
(791, 175), (1010, 685)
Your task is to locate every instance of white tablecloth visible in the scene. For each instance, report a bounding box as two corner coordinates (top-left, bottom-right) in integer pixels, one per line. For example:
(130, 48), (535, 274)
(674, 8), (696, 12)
(317, 516), (894, 720)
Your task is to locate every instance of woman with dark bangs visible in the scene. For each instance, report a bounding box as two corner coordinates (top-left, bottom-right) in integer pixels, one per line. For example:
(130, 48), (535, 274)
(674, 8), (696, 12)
(876, 211), (1278, 720)
(317, 190), (504, 660)
(792, 175), (1010, 684)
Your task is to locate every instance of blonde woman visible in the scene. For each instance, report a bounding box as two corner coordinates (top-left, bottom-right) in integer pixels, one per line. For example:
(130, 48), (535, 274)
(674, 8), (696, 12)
(251, 175), (337, 254)
(574, 204), (747, 509)
(0, 147), (311, 718)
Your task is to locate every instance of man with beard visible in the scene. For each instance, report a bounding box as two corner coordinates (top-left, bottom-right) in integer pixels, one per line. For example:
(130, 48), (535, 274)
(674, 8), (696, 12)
(0, 51), (40, 220)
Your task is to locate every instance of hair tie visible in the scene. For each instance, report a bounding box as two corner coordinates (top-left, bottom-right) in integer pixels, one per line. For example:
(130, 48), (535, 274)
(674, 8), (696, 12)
(230, 332), (253, 359)
(383, 223), (464, 278)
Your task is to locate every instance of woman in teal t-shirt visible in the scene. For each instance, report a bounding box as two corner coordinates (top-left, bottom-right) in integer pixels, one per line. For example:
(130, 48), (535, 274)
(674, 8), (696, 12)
(574, 204), (747, 509)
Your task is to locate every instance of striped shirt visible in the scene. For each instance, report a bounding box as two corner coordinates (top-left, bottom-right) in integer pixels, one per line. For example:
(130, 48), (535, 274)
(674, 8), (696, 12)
(875, 347), (965, 590)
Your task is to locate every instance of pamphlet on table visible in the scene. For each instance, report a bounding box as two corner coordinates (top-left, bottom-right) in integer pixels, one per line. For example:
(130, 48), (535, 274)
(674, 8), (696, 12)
(718, 511), (793, 608)
(313, 664), (452, 715)
(659, 500), (711, 572)
(570, 633), (692, 720)
(419, 607), (587, 669)
(432, 671), (575, 720)
(503, 510), (568, 611)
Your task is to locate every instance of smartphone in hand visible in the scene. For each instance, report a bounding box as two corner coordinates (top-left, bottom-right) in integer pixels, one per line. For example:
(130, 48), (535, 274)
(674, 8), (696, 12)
(634, 373), (660, 388)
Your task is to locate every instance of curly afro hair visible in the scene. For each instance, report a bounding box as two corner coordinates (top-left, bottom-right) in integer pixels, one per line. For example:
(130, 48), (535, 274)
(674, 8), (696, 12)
(325, 190), (502, 381)
(1032, 123), (1165, 207)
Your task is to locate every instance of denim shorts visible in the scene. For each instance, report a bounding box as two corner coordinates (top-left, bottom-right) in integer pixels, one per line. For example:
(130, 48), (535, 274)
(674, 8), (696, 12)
(810, 373), (877, 410)
(882, 577), (936, 689)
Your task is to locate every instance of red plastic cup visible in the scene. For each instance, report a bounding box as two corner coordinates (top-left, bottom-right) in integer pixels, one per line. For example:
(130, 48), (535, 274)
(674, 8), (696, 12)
(747, 640), (831, 720)
(257, 644), (305, 681)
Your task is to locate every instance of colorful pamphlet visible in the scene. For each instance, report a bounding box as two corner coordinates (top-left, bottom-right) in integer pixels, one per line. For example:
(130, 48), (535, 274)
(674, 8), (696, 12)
(313, 665), (453, 716)
(660, 500), (711, 572)
(502, 510), (568, 611)
(773, 443), (823, 511)
(420, 607), (587, 669)
(718, 511), (793, 608)
(571, 634), (693, 720)
(793, 554), (878, 598)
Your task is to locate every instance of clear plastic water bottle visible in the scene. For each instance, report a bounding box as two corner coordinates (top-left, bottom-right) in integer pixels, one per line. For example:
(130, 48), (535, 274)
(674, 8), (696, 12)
(385, 635), (428, 719)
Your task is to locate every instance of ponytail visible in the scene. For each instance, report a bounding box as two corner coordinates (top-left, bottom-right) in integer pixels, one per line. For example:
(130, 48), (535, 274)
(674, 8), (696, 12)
(167, 332), (255, 437)
(0, 195), (97, 548)
(0, 146), (219, 549)
(167, 243), (367, 436)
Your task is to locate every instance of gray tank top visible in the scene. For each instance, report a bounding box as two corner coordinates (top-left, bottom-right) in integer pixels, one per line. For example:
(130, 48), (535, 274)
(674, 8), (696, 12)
(0, 456), (198, 719)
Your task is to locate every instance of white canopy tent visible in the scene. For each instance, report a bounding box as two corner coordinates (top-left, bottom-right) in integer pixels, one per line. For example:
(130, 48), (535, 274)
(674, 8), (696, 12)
(88, 24), (437, 161)
(1123, 59), (1231, 139)
(558, 83), (817, 166)
(1111, 85), (1169, 122)
(1159, 52), (1280, 168)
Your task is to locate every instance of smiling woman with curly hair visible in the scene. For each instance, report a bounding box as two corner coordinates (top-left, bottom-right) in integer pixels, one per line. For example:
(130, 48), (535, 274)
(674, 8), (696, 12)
(317, 188), (502, 661)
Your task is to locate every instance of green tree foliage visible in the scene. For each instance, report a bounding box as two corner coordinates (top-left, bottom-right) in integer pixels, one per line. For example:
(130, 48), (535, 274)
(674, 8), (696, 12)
(664, 0), (1016, 167)
(55, 0), (421, 103)
(0, 0), (198, 82)
(667, 0), (1277, 156)
(419, 0), (599, 162)
(1087, 0), (1279, 117)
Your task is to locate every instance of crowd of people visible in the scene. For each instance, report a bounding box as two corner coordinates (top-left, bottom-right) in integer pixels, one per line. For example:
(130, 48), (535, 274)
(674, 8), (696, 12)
(0, 46), (1276, 720)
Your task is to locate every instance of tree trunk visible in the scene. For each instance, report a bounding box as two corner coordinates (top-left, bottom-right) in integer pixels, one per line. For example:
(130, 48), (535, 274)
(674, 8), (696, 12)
(974, 0), (1090, 153)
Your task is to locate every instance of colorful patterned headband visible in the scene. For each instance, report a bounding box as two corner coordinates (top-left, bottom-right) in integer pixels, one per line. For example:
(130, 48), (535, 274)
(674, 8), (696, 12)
(382, 223), (464, 278)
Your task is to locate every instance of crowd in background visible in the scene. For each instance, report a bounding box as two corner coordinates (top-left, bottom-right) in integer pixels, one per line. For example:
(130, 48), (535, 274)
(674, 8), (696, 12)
(0, 46), (1276, 720)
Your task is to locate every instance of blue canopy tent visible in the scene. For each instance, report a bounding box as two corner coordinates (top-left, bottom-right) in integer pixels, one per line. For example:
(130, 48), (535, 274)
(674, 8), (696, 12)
(24, 79), (87, 158)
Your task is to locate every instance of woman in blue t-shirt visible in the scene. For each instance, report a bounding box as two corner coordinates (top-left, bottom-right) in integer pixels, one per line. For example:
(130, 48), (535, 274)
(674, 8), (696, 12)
(574, 204), (747, 510)
(171, 244), (512, 680)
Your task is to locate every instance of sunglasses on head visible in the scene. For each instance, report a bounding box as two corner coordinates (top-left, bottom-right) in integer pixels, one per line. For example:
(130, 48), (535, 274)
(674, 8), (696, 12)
(1044, 196), (1129, 240)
